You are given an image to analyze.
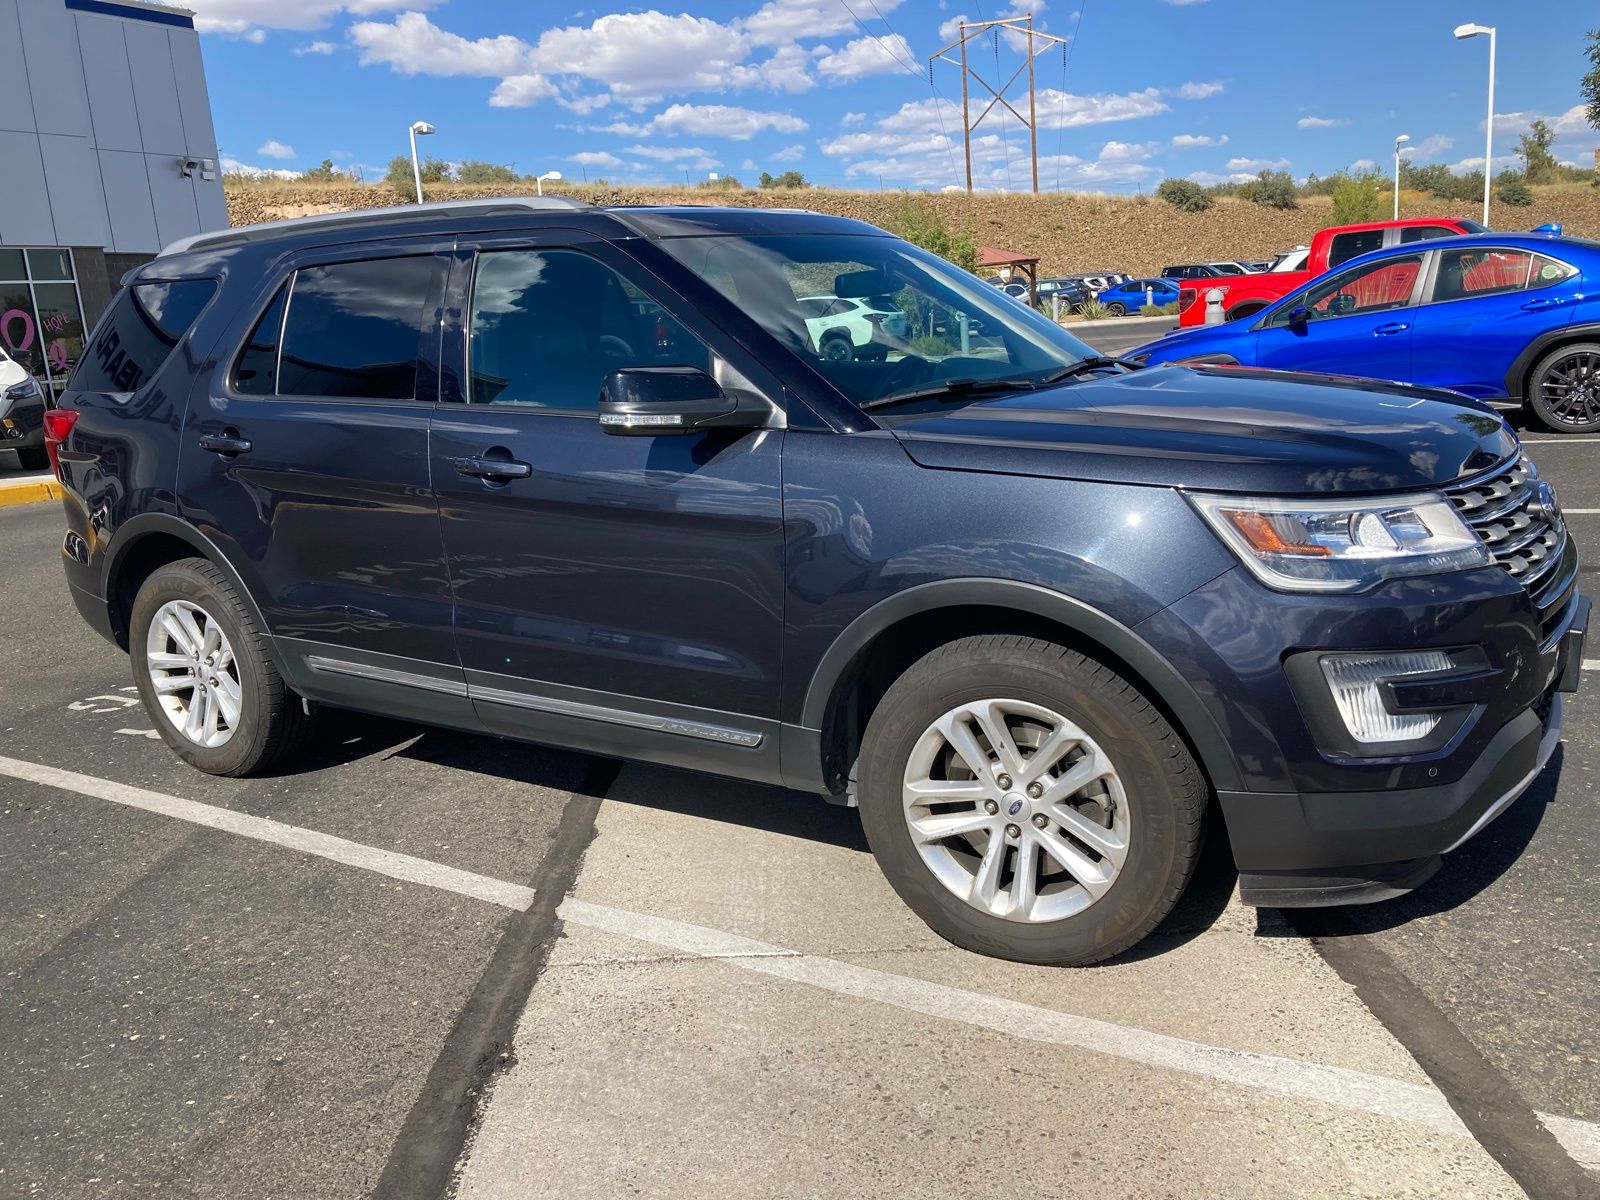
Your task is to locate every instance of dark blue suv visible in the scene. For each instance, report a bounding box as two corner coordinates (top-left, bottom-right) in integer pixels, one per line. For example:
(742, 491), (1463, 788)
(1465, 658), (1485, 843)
(49, 199), (1587, 965)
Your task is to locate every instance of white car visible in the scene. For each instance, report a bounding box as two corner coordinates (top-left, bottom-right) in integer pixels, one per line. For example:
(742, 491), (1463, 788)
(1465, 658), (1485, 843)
(797, 294), (909, 361)
(1268, 247), (1310, 273)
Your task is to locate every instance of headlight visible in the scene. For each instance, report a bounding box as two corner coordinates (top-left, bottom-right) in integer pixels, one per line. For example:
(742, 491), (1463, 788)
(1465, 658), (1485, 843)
(1188, 492), (1492, 592)
(3, 377), (42, 402)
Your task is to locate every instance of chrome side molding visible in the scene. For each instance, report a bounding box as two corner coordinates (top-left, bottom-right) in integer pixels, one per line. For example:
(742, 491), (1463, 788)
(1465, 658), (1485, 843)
(305, 655), (469, 697)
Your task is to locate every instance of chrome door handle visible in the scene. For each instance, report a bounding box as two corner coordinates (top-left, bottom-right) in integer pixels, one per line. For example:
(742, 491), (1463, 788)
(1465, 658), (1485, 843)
(197, 432), (252, 455)
(453, 454), (532, 481)
(1372, 322), (1409, 336)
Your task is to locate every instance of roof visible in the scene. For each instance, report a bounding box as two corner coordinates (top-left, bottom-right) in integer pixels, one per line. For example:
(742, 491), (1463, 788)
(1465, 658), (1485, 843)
(976, 246), (1038, 268)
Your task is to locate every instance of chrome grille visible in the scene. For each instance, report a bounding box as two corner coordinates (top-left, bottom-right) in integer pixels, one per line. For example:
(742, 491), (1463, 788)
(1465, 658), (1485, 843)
(1446, 453), (1576, 645)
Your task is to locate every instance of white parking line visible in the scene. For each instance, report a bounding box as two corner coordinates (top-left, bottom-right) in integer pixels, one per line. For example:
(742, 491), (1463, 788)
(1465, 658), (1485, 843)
(1583, 660), (1600, 672)
(2, 752), (1597, 1171)
(1561, 509), (1600, 514)
(1521, 438), (1600, 444)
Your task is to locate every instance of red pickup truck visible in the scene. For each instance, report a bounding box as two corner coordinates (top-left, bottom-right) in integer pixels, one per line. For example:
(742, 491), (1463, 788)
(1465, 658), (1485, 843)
(1176, 216), (1488, 326)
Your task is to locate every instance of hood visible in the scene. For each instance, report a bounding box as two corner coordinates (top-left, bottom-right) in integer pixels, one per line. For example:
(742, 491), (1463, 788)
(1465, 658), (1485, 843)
(885, 363), (1517, 494)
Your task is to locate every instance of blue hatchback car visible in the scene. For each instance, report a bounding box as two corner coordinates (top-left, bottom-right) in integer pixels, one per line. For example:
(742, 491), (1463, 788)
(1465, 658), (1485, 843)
(1096, 277), (1179, 316)
(1130, 231), (1600, 432)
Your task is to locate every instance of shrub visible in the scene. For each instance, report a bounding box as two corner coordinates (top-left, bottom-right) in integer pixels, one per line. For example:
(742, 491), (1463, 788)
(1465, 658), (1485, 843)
(1330, 173), (1384, 224)
(1429, 169), (1484, 202)
(758, 170), (809, 189)
(385, 154), (451, 201)
(908, 333), (956, 357)
(1496, 172), (1534, 206)
(695, 174), (744, 190)
(884, 197), (979, 271)
(1239, 169), (1297, 210)
(455, 160), (519, 184)
(1156, 178), (1211, 212)
(1140, 301), (1180, 317)
(1076, 299), (1113, 320)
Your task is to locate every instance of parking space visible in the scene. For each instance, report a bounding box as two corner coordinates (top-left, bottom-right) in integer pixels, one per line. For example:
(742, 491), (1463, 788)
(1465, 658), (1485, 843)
(3, 437), (1599, 1197)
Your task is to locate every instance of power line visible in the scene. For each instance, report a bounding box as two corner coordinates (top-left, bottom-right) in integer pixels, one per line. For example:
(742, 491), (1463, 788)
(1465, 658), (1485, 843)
(840, 0), (962, 188)
(1054, 1), (1087, 191)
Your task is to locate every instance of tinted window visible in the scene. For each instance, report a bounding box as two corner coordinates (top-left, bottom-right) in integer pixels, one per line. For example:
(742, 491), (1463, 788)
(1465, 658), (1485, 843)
(1431, 248), (1576, 301)
(69, 279), (217, 393)
(277, 256), (436, 400)
(468, 249), (710, 409)
(1399, 225), (1460, 244)
(1327, 230), (1387, 268)
(1272, 254), (1423, 325)
(234, 284), (287, 396)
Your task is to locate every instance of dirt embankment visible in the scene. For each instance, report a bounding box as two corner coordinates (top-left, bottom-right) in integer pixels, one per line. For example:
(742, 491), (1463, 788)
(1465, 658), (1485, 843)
(225, 182), (1600, 277)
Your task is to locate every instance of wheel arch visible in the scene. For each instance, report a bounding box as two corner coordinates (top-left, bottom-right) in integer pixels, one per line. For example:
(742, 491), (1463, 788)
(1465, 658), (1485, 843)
(799, 579), (1240, 796)
(1505, 322), (1600, 402)
(101, 514), (271, 650)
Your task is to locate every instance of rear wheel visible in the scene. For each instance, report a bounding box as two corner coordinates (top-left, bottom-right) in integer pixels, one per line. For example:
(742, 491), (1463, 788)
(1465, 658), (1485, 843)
(14, 447), (48, 471)
(820, 333), (855, 363)
(856, 635), (1206, 966)
(1104, 301), (1127, 317)
(1528, 342), (1600, 433)
(129, 558), (309, 776)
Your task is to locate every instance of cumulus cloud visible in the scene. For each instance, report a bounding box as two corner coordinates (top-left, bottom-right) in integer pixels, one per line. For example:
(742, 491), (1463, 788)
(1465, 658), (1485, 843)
(770, 144), (807, 163)
(1297, 116), (1347, 129)
(1226, 156), (1291, 172)
(489, 74), (558, 108)
(1347, 158), (1376, 171)
(816, 33), (916, 81)
(1406, 133), (1454, 160)
(186, 0), (433, 35)
(743, 0), (904, 46)
(592, 104), (806, 141)
(569, 151), (624, 169)
(293, 40), (335, 54)
(1170, 133), (1228, 148)
(1176, 80), (1224, 100)
(256, 139), (296, 159)
(219, 153), (297, 180)
(350, 12), (530, 77)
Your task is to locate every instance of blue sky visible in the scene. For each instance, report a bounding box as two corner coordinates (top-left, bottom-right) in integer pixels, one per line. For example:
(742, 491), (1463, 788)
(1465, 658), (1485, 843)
(189, 0), (1600, 192)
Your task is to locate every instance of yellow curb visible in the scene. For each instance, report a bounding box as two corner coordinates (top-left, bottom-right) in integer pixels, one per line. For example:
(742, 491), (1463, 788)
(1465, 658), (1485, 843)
(0, 479), (62, 508)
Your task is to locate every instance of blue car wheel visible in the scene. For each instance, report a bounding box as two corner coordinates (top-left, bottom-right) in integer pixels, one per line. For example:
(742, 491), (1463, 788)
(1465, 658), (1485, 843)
(1528, 342), (1600, 434)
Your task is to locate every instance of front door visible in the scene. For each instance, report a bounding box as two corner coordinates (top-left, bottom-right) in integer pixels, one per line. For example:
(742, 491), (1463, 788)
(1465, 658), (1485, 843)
(430, 234), (788, 777)
(1253, 252), (1425, 382)
(177, 241), (467, 716)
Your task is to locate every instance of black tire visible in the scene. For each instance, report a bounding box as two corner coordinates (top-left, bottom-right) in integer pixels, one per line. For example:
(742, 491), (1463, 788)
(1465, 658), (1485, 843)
(856, 635), (1206, 966)
(1105, 301), (1127, 317)
(820, 333), (855, 363)
(129, 557), (309, 777)
(1527, 342), (1600, 434)
(14, 446), (48, 471)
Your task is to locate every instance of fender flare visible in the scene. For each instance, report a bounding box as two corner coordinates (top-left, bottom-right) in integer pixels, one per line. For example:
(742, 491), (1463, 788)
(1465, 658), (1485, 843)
(1504, 322), (1600, 401)
(101, 513), (272, 643)
(798, 577), (1241, 792)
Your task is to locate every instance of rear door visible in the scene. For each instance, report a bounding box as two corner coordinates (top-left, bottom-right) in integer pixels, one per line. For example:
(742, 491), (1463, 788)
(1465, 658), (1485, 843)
(1408, 245), (1582, 399)
(177, 239), (467, 718)
(429, 231), (789, 778)
(1251, 252), (1425, 381)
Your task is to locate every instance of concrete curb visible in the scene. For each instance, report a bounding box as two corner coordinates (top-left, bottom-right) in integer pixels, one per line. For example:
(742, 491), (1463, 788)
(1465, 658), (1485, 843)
(0, 479), (62, 508)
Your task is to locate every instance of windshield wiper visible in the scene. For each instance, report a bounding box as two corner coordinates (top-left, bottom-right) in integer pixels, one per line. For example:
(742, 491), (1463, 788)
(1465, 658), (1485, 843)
(860, 375), (1041, 411)
(1034, 356), (1144, 384)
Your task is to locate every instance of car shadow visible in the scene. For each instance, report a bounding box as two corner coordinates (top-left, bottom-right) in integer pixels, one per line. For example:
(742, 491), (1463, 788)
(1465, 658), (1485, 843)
(1264, 747), (1564, 940)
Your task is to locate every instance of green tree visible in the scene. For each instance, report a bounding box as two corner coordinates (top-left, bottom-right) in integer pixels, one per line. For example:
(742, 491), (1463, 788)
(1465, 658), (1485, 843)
(1239, 168), (1297, 209)
(1329, 173), (1384, 224)
(455, 160), (519, 184)
(883, 196), (978, 271)
(1496, 171), (1534, 206)
(1582, 29), (1600, 132)
(384, 154), (451, 202)
(297, 158), (344, 183)
(1515, 119), (1558, 185)
(694, 174), (744, 190)
(758, 169), (809, 189)
(1156, 177), (1210, 212)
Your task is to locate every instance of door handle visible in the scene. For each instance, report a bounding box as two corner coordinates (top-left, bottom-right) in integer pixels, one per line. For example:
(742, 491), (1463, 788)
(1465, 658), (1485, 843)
(197, 432), (252, 455)
(453, 454), (532, 481)
(1521, 298), (1562, 312)
(1372, 322), (1409, 336)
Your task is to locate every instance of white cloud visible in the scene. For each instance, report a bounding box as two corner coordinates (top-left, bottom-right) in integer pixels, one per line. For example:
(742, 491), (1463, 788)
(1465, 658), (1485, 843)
(1186, 170), (1254, 185)
(1170, 133), (1227, 149)
(557, 92), (613, 115)
(595, 103), (806, 141)
(256, 139), (296, 159)
(350, 12), (530, 77)
(1447, 153), (1518, 174)
(1347, 158), (1376, 171)
(528, 12), (751, 102)
(187, 0), (435, 35)
(1177, 80), (1224, 100)
(743, 0), (903, 46)
(939, 1), (1044, 52)
(1226, 156), (1291, 172)
(627, 144), (722, 166)
(569, 151), (624, 169)
(726, 41), (816, 93)
(1098, 140), (1156, 161)
(1297, 116), (1347, 129)
(1406, 133), (1454, 160)
(816, 33), (916, 81)
(842, 112), (866, 126)
(1486, 104), (1599, 166)
(770, 144), (807, 163)
(219, 153), (298, 180)
(294, 40), (335, 55)
(489, 74), (558, 108)
(1033, 87), (1168, 129)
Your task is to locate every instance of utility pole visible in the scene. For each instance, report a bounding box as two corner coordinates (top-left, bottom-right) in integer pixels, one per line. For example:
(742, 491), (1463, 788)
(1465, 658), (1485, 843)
(929, 14), (1070, 194)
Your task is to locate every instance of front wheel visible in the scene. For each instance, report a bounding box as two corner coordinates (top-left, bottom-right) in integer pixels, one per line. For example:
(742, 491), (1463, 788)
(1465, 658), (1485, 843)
(1104, 301), (1127, 317)
(1528, 342), (1600, 433)
(856, 635), (1206, 966)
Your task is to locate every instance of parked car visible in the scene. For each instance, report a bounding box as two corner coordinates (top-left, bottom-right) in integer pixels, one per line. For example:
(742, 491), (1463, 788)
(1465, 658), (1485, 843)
(1175, 217), (1488, 326)
(51, 200), (1585, 967)
(0, 347), (48, 471)
(1034, 277), (1092, 311)
(1268, 247), (1310, 273)
(797, 294), (908, 360)
(1130, 230), (1600, 432)
(1095, 277), (1180, 316)
(1160, 263), (1235, 280)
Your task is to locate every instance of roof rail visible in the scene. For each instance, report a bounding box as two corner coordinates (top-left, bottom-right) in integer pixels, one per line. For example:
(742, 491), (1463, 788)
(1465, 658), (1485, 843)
(157, 196), (594, 259)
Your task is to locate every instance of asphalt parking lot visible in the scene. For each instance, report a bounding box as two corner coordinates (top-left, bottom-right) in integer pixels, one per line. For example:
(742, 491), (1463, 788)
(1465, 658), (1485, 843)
(2, 417), (1599, 1199)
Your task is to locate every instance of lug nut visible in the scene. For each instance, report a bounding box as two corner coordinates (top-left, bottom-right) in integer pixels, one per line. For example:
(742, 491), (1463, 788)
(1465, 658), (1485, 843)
(983, 799), (999, 815)
(1032, 813), (1048, 829)
(1026, 781), (1043, 799)
(996, 773), (1013, 790)
(1005, 823), (1021, 839)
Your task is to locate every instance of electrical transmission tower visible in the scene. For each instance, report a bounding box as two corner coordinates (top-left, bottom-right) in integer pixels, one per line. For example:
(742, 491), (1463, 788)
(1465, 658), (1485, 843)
(929, 15), (1071, 194)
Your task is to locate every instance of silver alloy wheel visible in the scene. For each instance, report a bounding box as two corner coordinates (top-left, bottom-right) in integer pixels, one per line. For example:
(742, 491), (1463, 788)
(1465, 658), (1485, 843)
(144, 599), (241, 749)
(902, 698), (1131, 923)
(1538, 349), (1600, 426)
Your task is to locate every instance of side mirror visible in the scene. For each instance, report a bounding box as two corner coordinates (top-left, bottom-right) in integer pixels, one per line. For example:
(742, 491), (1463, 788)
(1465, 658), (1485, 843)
(1286, 305), (1309, 328)
(598, 366), (766, 436)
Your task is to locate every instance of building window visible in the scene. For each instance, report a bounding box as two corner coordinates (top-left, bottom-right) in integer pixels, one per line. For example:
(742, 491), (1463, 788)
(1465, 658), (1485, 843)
(0, 248), (89, 401)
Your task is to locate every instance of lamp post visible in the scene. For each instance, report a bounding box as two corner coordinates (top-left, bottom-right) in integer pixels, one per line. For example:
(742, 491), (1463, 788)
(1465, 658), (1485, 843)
(536, 170), (562, 196)
(408, 120), (435, 204)
(1393, 134), (1410, 220)
(1453, 23), (1496, 227)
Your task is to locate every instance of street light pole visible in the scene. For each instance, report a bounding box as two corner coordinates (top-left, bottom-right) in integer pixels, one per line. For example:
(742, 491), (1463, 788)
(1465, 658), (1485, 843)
(1454, 23), (1496, 227)
(1393, 134), (1410, 220)
(408, 120), (435, 204)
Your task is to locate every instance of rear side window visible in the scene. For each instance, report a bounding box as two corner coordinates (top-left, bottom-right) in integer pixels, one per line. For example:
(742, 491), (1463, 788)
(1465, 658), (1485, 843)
(1327, 230), (1386, 268)
(1399, 225), (1460, 244)
(69, 279), (216, 393)
(277, 256), (437, 400)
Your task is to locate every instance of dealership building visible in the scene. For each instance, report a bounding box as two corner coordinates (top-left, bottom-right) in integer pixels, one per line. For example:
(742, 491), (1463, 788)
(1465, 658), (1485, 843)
(1, 0), (226, 398)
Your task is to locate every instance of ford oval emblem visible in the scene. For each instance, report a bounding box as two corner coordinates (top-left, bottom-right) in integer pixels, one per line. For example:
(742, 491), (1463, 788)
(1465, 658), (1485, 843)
(1534, 480), (1564, 532)
(1007, 798), (1024, 816)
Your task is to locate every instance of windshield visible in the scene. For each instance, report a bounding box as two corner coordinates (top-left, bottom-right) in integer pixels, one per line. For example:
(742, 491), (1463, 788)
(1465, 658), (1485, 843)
(658, 233), (1098, 412)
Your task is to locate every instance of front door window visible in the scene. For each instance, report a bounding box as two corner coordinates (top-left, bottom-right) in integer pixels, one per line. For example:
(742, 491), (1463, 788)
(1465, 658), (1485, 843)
(1270, 254), (1424, 325)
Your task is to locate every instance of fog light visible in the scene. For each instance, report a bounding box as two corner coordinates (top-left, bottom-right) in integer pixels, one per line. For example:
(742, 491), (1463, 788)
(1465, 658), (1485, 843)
(1319, 651), (1453, 743)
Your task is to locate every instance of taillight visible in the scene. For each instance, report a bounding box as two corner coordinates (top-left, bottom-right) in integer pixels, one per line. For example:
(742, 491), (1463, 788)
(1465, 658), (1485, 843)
(42, 408), (79, 479)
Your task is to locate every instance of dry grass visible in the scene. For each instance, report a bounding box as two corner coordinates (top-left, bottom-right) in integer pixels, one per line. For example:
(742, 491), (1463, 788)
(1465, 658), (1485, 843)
(225, 179), (1600, 277)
